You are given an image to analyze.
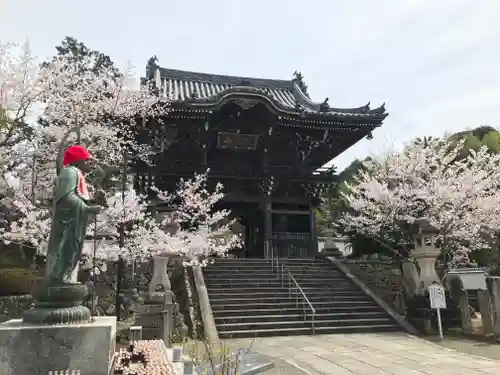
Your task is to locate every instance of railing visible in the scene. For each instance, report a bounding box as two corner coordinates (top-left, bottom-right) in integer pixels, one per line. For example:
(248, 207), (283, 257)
(270, 253), (316, 334)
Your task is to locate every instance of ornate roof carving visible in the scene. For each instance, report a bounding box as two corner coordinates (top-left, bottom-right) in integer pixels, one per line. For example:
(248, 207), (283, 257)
(151, 67), (388, 119)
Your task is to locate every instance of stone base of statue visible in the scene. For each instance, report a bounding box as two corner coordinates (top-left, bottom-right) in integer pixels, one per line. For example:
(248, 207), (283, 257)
(0, 316), (116, 375)
(23, 283), (91, 325)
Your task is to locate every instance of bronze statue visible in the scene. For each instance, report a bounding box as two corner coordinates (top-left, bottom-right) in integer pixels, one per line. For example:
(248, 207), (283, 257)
(44, 144), (101, 284)
(23, 128), (105, 324)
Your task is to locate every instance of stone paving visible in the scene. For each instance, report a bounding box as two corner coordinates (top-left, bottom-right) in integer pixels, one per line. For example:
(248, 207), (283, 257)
(228, 332), (500, 375)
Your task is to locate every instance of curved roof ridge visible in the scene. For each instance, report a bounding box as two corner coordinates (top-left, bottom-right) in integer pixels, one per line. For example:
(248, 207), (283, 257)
(152, 65), (388, 119)
(292, 81), (322, 111)
(158, 67), (293, 90)
(292, 82), (387, 115)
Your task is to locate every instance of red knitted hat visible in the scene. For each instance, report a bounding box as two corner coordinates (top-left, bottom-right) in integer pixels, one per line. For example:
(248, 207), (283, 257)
(63, 145), (91, 166)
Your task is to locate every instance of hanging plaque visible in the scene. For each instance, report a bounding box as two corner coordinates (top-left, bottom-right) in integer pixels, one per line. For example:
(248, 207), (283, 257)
(217, 132), (259, 150)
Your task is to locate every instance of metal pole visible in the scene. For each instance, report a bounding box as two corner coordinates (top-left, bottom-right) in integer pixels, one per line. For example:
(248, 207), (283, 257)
(436, 308), (443, 339)
(31, 153), (36, 205)
(281, 265), (284, 288)
(116, 151), (129, 322)
(116, 256), (124, 322)
(91, 215), (98, 322)
(76, 122), (81, 145)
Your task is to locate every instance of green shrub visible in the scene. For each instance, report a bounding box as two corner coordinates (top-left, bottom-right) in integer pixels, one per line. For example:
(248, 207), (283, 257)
(0, 268), (38, 296)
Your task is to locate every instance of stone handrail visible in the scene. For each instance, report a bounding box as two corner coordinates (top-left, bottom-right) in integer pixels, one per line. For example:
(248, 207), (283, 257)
(327, 257), (418, 334)
(339, 258), (406, 311)
(192, 266), (218, 343)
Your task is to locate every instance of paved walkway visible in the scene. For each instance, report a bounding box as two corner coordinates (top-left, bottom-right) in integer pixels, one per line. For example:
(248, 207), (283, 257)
(228, 333), (500, 375)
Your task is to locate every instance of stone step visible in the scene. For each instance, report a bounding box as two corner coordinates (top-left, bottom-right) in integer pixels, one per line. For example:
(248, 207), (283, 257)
(204, 279), (353, 287)
(205, 256), (403, 337)
(211, 305), (383, 316)
(209, 293), (369, 304)
(214, 311), (388, 323)
(205, 268), (339, 276)
(206, 285), (358, 293)
(206, 289), (365, 298)
(210, 260), (328, 267)
(210, 299), (377, 310)
(203, 273), (347, 281)
(217, 317), (394, 331)
(207, 267), (335, 275)
(218, 324), (402, 339)
(210, 260), (326, 265)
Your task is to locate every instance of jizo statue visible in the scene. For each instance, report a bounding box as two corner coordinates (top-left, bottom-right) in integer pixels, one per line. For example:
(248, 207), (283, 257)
(44, 144), (102, 284)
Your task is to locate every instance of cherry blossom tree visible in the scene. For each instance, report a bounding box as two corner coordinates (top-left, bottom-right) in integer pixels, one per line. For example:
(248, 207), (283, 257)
(0, 40), (239, 272)
(80, 170), (241, 270)
(152, 170), (242, 266)
(0, 40), (168, 261)
(336, 137), (500, 254)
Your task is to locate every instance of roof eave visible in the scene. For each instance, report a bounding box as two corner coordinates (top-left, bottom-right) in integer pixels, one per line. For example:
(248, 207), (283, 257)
(291, 81), (388, 118)
(168, 87), (389, 121)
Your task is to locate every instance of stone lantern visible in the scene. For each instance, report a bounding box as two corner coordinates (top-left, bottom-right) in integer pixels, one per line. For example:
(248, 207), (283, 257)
(147, 255), (171, 302)
(412, 217), (441, 294)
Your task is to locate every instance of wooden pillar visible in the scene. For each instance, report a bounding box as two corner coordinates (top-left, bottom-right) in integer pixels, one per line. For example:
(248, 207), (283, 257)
(264, 197), (272, 259)
(309, 197), (318, 256)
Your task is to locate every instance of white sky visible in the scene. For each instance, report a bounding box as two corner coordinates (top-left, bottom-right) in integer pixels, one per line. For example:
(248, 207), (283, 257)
(1, 0), (499, 170)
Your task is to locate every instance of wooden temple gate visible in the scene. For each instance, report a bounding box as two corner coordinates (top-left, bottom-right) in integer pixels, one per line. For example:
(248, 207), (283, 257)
(135, 60), (388, 258)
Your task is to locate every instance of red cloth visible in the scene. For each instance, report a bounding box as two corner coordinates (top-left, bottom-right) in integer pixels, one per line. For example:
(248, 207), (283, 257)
(63, 145), (91, 166)
(76, 168), (90, 200)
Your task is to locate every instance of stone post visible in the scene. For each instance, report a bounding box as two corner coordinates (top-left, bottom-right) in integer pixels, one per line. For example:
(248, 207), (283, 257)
(162, 291), (174, 348)
(489, 277), (500, 342)
(148, 256), (171, 301)
(477, 289), (493, 335)
(459, 289), (472, 334)
(129, 326), (143, 341)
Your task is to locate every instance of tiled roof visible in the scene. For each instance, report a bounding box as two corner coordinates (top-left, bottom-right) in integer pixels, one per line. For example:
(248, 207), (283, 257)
(150, 66), (387, 119)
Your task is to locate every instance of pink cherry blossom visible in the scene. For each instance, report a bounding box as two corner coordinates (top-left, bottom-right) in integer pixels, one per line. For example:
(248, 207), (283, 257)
(337, 137), (500, 253)
(0, 41), (238, 268)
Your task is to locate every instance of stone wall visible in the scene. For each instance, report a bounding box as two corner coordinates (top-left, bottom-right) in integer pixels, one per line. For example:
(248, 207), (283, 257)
(340, 259), (405, 310)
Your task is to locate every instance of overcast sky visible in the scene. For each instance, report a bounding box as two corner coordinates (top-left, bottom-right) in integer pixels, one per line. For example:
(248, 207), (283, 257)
(1, 0), (499, 170)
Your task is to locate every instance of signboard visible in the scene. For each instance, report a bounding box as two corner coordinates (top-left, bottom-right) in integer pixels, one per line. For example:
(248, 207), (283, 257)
(428, 284), (447, 309)
(217, 132), (259, 150)
(428, 283), (446, 339)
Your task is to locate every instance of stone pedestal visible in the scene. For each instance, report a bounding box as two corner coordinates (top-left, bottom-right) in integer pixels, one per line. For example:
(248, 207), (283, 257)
(135, 291), (174, 346)
(23, 283), (91, 325)
(0, 316), (116, 375)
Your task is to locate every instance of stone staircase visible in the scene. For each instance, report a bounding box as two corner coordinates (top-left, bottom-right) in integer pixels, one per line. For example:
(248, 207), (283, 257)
(204, 257), (403, 338)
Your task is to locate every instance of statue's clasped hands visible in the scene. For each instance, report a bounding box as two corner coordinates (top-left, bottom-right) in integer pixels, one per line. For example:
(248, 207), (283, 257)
(87, 188), (107, 216)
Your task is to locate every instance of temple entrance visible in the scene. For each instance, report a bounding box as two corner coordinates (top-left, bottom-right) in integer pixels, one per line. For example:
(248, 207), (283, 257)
(235, 205), (265, 258)
(223, 201), (317, 258)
